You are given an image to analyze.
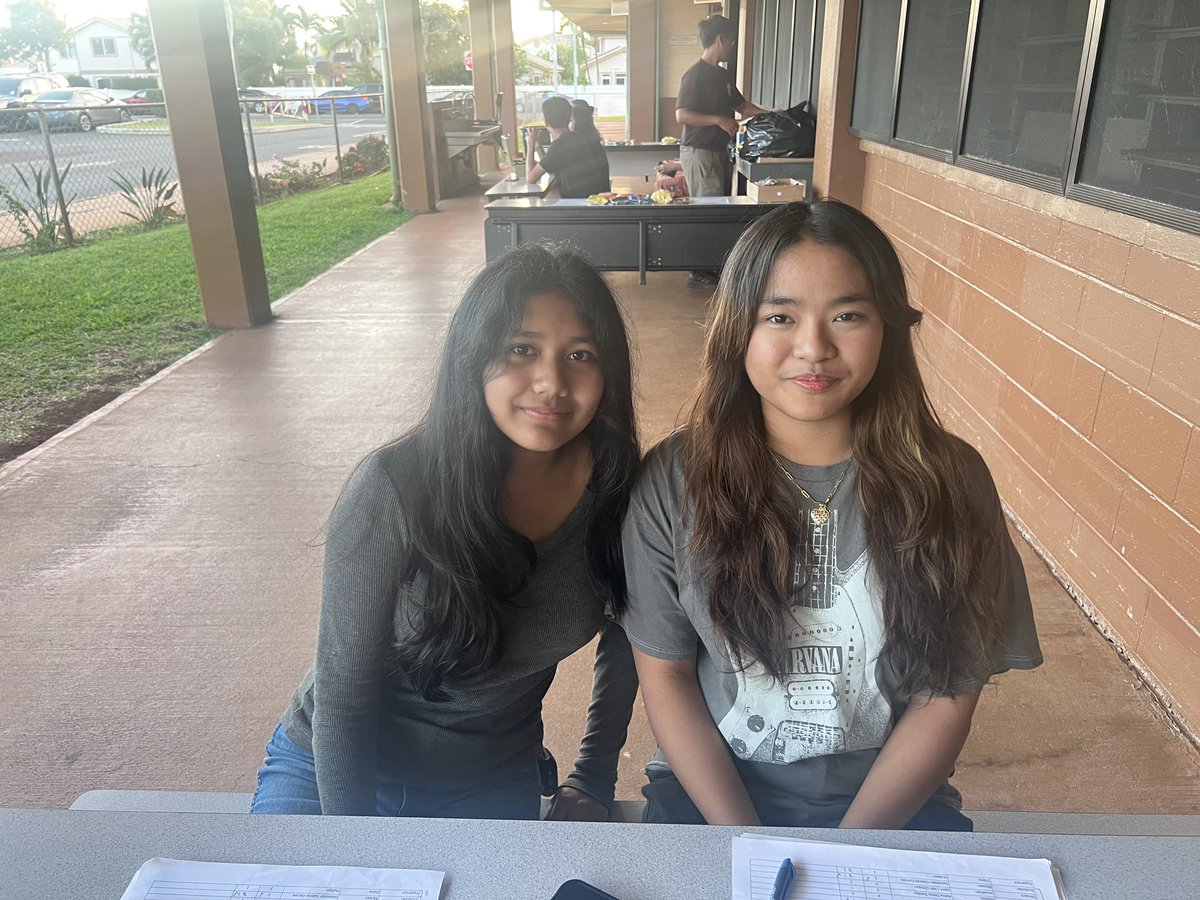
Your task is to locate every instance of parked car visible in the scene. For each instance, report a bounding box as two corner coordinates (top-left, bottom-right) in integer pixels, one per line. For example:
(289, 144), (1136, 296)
(309, 88), (372, 114)
(350, 83), (384, 112)
(0, 71), (69, 131)
(238, 87), (282, 113)
(26, 89), (131, 131)
(124, 88), (166, 116)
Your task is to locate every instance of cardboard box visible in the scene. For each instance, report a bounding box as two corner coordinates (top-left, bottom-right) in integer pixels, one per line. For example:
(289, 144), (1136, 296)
(746, 178), (807, 203)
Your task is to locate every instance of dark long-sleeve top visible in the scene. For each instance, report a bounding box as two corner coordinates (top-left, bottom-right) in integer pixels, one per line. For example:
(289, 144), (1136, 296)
(280, 443), (639, 816)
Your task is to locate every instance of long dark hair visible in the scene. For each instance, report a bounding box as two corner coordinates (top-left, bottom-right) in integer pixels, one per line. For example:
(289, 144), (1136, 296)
(570, 99), (601, 143)
(683, 200), (1002, 696)
(392, 244), (639, 699)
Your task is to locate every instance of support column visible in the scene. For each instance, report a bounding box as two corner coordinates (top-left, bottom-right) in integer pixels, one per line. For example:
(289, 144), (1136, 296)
(383, 0), (438, 212)
(468, 0), (499, 171)
(813, 0), (866, 206)
(736, 0), (756, 101)
(493, 0), (518, 164)
(147, 0), (270, 328)
(627, 0), (656, 142)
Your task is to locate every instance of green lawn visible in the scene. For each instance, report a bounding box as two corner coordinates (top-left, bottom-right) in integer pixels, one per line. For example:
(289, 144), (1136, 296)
(0, 173), (410, 449)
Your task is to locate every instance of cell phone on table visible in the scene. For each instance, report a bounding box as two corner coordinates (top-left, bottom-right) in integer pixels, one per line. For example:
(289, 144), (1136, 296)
(550, 878), (620, 899)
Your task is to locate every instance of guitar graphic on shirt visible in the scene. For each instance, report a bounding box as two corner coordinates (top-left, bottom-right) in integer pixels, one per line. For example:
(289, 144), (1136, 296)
(716, 512), (892, 764)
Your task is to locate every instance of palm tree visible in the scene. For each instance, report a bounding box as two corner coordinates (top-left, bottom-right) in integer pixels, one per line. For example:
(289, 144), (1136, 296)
(320, 0), (380, 83)
(286, 5), (329, 63)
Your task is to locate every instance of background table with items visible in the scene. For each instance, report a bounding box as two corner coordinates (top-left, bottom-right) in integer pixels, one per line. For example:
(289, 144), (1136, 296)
(483, 197), (778, 284)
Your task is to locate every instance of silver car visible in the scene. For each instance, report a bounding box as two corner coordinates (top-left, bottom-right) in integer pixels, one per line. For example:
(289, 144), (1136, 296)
(26, 88), (131, 132)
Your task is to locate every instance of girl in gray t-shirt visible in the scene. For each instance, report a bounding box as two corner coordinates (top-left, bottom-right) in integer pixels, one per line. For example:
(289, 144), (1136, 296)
(622, 200), (1041, 830)
(251, 244), (640, 819)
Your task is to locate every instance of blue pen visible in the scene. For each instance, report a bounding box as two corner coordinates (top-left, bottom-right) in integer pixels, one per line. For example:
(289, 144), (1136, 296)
(770, 857), (795, 900)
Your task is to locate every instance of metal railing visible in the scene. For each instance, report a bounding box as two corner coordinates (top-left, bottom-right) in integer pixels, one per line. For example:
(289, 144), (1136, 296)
(0, 93), (390, 253)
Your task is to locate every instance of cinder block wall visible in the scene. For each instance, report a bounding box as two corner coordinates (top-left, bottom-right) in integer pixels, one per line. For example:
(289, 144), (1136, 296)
(857, 141), (1200, 734)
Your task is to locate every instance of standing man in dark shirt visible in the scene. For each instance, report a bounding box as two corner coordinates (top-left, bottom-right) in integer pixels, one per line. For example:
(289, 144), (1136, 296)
(676, 15), (766, 287)
(527, 96), (610, 199)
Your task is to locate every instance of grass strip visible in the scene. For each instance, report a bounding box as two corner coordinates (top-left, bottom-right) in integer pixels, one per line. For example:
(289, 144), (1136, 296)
(0, 172), (410, 447)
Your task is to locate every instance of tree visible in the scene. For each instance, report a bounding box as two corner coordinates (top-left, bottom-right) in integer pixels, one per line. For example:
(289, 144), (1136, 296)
(421, 0), (469, 85)
(128, 11), (156, 69)
(0, 0), (67, 71)
(229, 0), (294, 85)
(321, 0), (381, 83)
(287, 5), (329, 62)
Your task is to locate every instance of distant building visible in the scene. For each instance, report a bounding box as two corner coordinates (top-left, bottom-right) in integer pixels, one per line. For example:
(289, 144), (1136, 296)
(51, 18), (156, 87)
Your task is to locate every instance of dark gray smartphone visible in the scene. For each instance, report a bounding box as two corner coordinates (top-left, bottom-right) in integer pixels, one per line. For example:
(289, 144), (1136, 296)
(550, 879), (620, 899)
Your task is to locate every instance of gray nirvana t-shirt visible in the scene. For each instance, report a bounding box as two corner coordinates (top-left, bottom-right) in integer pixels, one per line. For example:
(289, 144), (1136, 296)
(621, 431), (1042, 822)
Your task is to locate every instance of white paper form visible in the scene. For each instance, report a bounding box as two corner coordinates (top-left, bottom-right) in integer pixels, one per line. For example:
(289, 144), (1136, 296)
(732, 834), (1064, 900)
(119, 857), (445, 900)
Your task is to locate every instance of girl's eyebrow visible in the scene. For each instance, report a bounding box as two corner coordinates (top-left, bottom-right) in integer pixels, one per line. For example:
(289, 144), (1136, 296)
(759, 293), (872, 308)
(514, 329), (598, 344)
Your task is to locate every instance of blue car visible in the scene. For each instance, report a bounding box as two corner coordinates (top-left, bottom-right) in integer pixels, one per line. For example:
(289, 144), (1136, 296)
(309, 89), (373, 114)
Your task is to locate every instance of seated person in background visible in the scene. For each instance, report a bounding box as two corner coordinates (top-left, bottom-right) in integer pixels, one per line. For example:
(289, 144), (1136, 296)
(527, 96), (610, 199)
(570, 99), (603, 144)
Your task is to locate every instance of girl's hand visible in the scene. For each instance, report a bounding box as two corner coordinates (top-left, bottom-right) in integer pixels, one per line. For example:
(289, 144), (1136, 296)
(545, 785), (610, 822)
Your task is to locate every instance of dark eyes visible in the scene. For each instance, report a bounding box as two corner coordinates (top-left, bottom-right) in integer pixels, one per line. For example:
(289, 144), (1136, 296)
(507, 344), (597, 362)
(762, 311), (869, 325)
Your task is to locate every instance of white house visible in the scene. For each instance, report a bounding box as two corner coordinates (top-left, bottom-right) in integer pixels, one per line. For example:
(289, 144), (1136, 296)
(584, 41), (627, 87)
(51, 18), (156, 87)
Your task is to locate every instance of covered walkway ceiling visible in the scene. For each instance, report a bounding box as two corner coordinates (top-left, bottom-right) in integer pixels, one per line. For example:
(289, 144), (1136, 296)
(540, 0), (629, 36)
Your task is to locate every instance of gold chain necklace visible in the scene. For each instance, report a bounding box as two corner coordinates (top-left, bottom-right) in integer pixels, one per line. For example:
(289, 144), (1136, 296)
(772, 455), (853, 526)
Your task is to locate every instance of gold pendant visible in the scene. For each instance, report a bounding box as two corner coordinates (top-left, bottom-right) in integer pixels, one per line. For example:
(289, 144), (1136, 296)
(810, 505), (830, 526)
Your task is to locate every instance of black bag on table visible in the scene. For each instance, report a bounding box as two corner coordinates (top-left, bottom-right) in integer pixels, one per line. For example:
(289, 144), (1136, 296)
(739, 102), (816, 160)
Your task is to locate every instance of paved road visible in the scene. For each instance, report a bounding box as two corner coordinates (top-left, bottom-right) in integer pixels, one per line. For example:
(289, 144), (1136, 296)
(0, 113), (388, 205)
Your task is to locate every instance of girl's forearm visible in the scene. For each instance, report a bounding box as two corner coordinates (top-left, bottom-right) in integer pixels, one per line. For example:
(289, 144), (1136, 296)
(839, 691), (981, 829)
(633, 649), (761, 826)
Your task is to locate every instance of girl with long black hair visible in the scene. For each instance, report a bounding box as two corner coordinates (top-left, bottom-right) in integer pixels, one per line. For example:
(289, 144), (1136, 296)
(622, 200), (1041, 829)
(252, 244), (640, 820)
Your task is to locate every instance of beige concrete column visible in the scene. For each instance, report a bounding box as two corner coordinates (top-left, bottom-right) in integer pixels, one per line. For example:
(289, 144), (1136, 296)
(627, 0), (656, 141)
(813, 0), (866, 206)
(468, 0), (499, 170)
(146, 0), (270, 328)
(383, 0), (438, 212)
(736, 0), (756, 101)
(492, 0), (519, 163)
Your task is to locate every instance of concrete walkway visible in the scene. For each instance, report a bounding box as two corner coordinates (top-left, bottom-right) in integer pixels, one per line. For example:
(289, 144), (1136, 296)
(2, 190), (1198, 814)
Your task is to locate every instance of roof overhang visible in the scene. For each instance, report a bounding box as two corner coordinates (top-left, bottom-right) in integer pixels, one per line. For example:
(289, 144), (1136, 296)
(539, 1), (628, 37)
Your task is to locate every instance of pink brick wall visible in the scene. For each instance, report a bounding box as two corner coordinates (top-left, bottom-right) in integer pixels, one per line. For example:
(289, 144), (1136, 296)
(858, 141), (1200, 732)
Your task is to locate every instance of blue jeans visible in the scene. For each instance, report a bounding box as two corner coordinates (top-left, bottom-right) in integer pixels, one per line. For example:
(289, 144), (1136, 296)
(250, 723), (542, 819)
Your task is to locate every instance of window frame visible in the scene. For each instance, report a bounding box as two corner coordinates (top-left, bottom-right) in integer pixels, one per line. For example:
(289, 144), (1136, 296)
(91, 36), (119, 57)
(848, 0), (1200, 236)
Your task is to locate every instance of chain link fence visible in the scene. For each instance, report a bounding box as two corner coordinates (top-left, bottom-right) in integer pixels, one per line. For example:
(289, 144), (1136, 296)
(0, 92), (389, 254)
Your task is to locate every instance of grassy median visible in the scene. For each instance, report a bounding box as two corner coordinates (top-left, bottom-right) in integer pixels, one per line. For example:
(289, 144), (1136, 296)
(0, 172), (411, 457)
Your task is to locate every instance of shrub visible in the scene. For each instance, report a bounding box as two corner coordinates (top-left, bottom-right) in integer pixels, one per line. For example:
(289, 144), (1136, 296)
(110, 166), (181, 229)
(339, 135), (389, 179)
(0, 163), (75, 253)
(259, 158), (329, 201)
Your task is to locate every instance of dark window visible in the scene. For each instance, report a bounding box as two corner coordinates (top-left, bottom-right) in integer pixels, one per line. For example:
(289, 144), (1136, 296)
(1078, 0), (1200, 213)
(894, 0), (971, 152)
(962, 0), (1091, 178)
(850, 0), (903, 138)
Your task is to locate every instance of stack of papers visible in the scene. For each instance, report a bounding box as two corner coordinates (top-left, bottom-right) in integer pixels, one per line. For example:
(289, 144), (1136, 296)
(732, 833), (1064, 900)
(119, 858), (445, 899)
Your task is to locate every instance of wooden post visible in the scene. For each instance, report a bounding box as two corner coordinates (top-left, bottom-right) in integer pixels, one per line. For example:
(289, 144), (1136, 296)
(812, 0), (867, 206)
(493, 0), (519, 165)
(627, 0), (657, 142)
(468, 0), (499, 171)
(147, 0), (271, 328)
(383, 0), (438, 213)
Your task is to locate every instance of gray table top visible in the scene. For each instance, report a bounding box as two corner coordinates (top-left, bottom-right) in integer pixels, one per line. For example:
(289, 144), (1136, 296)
(484, 172), (556, 198)
(4, 807), (1200, 899)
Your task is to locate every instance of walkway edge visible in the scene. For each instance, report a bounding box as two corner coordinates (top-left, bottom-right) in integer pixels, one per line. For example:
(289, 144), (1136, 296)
(0, 227), (406, 483)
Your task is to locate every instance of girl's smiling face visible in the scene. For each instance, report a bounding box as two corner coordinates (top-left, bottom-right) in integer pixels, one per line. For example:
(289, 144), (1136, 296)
(484, 292), (605, 457)
(744, 240), (885, 453)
